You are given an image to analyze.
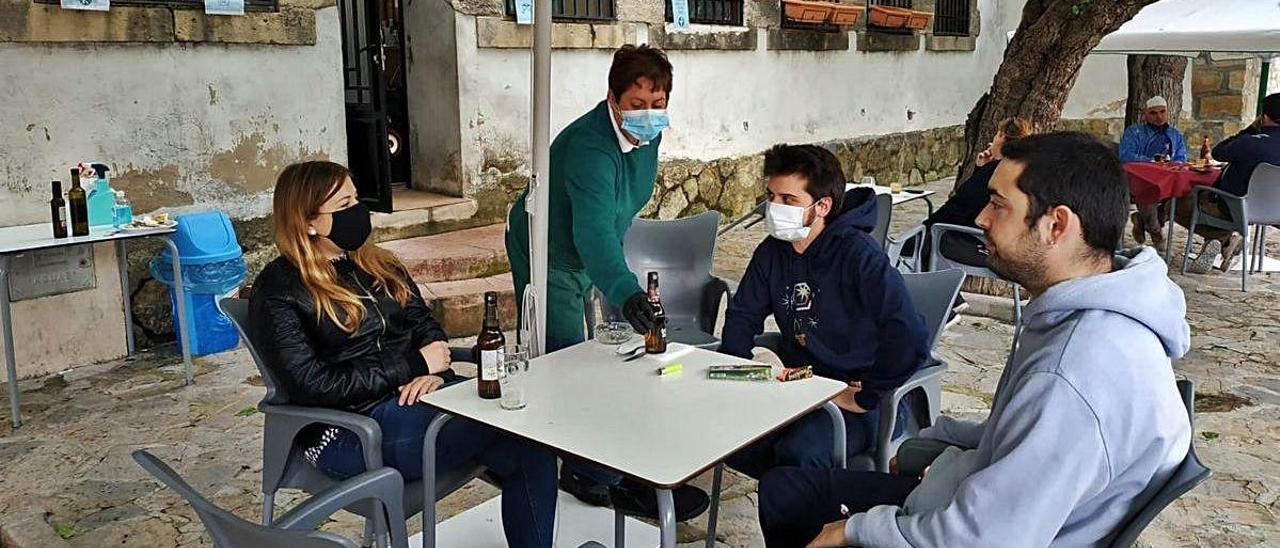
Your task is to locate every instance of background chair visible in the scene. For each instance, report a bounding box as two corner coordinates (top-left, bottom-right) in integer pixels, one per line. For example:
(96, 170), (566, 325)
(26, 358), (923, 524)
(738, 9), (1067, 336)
(1107, 379), (1211, 547)
(928, 223), (1023, 349)
(133, 449), (410, 548)
(871, 192), (894, 250)
(597, 211), (734, 349)
(752, 268), (964, 473)
(1180, 162), (1280, 291)
(219, 297), (486, 548)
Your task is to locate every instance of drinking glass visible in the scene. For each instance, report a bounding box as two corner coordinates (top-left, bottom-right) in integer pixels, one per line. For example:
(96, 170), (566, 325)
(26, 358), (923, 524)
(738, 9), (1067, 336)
(860, 176), (876, 187)
(499, 344), (528, 410)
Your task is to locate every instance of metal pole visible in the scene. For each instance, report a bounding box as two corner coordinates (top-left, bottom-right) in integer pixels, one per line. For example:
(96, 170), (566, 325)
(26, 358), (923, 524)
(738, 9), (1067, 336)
(528, 0), (553, 358)
(163, 239), (194, 385)
(116, 240), (135, 356)
(1, 256), (20, 428)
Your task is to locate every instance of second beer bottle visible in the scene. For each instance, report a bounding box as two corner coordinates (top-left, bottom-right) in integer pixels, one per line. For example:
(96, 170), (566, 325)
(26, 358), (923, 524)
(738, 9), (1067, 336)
(644, 272), (668, 354)
(474, 291), (503, 399)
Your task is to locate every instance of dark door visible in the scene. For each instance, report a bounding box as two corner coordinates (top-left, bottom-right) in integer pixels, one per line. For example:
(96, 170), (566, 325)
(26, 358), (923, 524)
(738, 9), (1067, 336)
(339, 0), (393, 212)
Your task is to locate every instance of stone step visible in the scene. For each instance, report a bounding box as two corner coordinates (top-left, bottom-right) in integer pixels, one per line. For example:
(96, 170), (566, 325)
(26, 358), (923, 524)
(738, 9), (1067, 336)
(379, 223), (510, 284)
(370, 189), (492, 243)
(420, 272), (518, 338)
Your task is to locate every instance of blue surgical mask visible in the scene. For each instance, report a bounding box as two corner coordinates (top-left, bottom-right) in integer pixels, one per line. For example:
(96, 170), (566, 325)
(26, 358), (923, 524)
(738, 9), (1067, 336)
(620, 109), (669, 143)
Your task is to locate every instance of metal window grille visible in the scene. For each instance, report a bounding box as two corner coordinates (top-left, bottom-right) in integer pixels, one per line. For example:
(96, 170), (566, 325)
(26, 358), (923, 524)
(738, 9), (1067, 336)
(664, 0), (744, 26)
(504, 0), (616, 22)
(933, 0), (970, 36)
(35, 0), (277, 10)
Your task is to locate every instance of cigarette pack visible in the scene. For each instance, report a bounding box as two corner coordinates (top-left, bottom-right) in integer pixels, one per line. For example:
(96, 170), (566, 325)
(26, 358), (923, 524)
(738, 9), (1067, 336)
(707, 365), (773, 381)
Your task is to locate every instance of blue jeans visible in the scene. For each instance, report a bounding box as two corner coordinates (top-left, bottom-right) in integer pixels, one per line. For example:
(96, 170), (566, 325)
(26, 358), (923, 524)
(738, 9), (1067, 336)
(316, 399), (557, 548)
(725, 400), (909, 479)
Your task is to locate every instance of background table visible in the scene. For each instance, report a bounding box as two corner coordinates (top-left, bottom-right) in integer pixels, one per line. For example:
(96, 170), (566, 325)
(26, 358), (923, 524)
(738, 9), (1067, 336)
(0, 223), (193, 427)
(1124, 162), (1222, 261)
(418, 342), (847, 547)
(720, 183), (937, 235)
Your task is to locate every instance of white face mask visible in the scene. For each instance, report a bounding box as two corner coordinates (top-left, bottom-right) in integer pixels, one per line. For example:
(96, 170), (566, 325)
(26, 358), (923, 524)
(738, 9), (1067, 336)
(765, 201), (816, 242)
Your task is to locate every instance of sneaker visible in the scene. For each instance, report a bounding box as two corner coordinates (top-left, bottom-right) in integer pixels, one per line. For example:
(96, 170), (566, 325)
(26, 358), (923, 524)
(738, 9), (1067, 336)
(945, 295), (968, 330)
(559, 465), (612, 507)
(1130, 212), (1146, 245)
(609, 479), (711, 522)
(1187, 239), (1222, 274)
(1218, 234), (1244, 272)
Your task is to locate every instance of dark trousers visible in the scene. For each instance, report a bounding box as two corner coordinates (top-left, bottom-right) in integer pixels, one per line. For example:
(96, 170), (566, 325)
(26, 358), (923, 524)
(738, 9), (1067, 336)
(758, 467), (919, 548)
(725, 400), (909, 480)
(316, 399), (557, 548)
(1164, 192), (1237, 243)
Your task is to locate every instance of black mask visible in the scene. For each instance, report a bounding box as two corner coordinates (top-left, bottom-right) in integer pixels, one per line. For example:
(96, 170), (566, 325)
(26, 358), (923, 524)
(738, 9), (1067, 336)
(324, 202), (372, 251)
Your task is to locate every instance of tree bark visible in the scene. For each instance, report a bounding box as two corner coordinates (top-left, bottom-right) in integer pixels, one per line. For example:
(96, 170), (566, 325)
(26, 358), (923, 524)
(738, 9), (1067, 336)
(956, 0), (1160, 189)
(1126, 55), (1189, 127)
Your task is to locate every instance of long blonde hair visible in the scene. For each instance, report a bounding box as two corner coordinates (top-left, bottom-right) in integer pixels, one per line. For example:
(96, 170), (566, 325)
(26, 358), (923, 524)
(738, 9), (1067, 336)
(272, 161), (413, 333)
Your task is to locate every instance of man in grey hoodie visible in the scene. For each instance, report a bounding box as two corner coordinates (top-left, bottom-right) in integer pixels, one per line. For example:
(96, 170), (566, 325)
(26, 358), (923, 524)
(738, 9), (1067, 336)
(757, 132), (1193, 548)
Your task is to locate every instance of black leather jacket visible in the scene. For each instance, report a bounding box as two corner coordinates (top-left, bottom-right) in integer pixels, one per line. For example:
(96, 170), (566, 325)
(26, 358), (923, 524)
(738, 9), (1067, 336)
(248, 255), (448, 414)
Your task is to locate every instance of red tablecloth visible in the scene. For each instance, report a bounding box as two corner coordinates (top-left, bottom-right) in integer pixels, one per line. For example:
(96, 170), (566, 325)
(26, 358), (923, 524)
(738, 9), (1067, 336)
(1124, 162), (1221, 206)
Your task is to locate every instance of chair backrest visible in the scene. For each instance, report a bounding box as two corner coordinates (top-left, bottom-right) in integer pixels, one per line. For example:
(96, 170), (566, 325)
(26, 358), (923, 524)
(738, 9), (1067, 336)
(132, 450), (356, 548)
(219, 297), (289, 405)
(928, 223), (1000, 280)
(1107, 379), (1211, 547)
(872, 193), (893, 249)
(901, 269), (966, 353)
(616, 211), (721, 323)
(1245, 163), (1280, 225)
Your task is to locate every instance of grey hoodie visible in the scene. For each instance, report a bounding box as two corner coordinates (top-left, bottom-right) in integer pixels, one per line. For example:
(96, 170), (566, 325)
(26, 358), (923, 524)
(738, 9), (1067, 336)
(846, 247), (1193, 547)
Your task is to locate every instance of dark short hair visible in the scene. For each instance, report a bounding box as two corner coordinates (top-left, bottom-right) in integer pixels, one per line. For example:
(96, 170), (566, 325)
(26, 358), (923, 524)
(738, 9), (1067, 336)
(1264, 93), (1280, 122)
(763, 144), (846, 215)
(1000, 132), (1129, 256)
(609, 45), (673, 100)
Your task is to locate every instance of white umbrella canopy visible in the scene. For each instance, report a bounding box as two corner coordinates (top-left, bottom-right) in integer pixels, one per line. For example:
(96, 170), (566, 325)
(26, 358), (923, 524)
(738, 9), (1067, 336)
(1092, 0), (1280, 57)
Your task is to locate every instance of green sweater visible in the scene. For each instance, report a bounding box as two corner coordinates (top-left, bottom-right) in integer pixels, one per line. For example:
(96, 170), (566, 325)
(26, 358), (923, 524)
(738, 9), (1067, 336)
(507, 101), (661, 306)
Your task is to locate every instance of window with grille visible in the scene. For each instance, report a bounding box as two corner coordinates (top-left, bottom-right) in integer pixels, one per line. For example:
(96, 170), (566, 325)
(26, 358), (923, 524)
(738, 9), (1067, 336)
(35, 0), (277, 10)
(933, 0), (970, 36)
(665, 0), (744, 26)
(504, 0), (616, 22)
(866, 0), (913, 34)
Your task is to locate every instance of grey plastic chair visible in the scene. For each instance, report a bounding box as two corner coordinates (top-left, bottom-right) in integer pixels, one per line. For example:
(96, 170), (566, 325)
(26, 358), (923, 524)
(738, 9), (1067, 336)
(928, 223), (1023, 349)
(887, 224), (927, 272)
(751, 269), (964, 473)
(219, 297), (486, 548)
(1180, 162), (1280, 291)
(132, 449), (410, 548)
(598, 211), (734, 349)
(1107, 379), (1211, 547)
(871, 192), (893, 250)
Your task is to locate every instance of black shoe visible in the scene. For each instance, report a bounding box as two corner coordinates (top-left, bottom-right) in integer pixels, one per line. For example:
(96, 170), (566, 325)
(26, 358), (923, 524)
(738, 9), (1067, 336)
(559, 466), (611, 507)
(609, 479), (710, 522)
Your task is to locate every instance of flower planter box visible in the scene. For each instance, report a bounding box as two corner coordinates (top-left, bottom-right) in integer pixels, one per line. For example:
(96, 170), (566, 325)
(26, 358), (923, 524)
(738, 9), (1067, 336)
(783, 0), (836, 24)
(830, 3), (866, 26)
(867, 5), (911, 28)
(904, 9), (932, 31)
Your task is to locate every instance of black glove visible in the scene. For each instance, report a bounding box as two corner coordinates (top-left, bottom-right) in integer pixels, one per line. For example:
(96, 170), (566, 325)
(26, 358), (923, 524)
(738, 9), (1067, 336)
(622, 291), (657, 335)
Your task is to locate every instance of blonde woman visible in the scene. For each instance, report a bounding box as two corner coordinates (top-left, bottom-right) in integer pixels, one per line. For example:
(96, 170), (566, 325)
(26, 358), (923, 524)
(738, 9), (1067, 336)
(248, 161), (554, 547)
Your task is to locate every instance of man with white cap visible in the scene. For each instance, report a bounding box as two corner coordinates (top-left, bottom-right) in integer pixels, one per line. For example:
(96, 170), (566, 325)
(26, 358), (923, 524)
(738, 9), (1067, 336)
(1119, 95), (1188, 248)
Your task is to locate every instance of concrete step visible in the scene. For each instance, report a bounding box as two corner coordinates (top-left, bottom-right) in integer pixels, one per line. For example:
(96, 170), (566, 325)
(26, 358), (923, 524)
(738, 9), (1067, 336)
(371, 189), (489, 242)
(378, 223), (509, 284)
(420, 273), (517, 338)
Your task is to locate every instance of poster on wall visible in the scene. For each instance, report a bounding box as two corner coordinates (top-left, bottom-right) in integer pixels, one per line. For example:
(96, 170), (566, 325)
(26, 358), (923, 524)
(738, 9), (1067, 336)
(205, 0), (245, 16)
(671, 0), (690, 29)
(515, 0), (533, 25)
(60, 0), (109, 11)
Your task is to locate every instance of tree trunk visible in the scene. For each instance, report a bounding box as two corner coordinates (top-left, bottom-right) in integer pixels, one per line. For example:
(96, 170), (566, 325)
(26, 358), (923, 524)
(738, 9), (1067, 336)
(956, 0), (1160, 189)
(1126, 55), (1189, 127)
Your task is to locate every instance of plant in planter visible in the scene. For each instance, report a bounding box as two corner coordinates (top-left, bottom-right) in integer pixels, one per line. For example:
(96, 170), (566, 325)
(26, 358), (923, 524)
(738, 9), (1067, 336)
(783, 0), (836, 25)
(904, 9), (933, 31)
(867, 4), (910, 29)
(829, 2), (866, 27)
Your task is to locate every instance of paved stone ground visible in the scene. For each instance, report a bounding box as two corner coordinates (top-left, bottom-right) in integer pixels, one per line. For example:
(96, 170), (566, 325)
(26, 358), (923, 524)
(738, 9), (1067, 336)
(1, 178), (1277, 547)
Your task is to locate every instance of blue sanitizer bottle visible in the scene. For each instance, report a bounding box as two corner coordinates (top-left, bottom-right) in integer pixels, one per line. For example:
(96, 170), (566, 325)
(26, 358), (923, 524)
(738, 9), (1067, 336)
(87, 163), (115, 227)
(113, 190), (133, 227)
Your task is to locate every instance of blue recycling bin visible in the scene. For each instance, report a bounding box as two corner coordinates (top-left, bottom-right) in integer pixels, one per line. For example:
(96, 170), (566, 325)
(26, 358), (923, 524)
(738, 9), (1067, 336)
(150, 211), (247, 356)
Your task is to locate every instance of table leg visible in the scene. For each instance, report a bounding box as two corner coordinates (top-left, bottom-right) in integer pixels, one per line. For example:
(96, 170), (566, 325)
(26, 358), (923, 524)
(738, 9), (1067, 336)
(705, 464), (724, 548)
(923, 196), (935, 218)
(614, 508), (626, 548)
(0, 256), (19, 428)
(1165, 196), (1177, 264)
(162, 239), (194, 385)
(656, 488), (676, 548)
(116, 240), (135, 357)
(822, 401), (848, 469)
(422, 413), (453, 548)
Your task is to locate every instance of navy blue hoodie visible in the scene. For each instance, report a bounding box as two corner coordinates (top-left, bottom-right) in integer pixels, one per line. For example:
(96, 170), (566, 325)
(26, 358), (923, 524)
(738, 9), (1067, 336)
(719, 188), (929, 410)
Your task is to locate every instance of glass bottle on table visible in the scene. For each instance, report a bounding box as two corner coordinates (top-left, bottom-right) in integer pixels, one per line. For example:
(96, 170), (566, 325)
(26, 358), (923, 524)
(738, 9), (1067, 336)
(644, 272), (668, 354)
(68, 168), (89, 237)
(474, 291), (503, 400)
(50, 181), (68, 239)
(1200, 136), (1212, 164)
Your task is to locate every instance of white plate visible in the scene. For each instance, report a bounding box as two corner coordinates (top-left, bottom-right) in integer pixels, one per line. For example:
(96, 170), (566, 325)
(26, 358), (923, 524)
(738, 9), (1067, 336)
(118, 221), (176, 232)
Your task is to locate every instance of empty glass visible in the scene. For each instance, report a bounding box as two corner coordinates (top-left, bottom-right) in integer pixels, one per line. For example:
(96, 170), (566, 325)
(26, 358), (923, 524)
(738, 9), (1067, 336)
(860, 176), (876, 187)
(500, 344), (528, 410)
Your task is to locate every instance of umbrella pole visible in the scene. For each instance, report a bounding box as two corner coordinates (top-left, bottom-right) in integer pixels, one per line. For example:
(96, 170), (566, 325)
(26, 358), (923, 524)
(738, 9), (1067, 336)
(528, 0), (552, 357)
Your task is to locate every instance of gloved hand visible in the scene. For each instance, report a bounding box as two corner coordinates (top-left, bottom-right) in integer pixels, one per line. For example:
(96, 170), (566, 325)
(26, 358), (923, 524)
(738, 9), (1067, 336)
(622, 291), (657, 334)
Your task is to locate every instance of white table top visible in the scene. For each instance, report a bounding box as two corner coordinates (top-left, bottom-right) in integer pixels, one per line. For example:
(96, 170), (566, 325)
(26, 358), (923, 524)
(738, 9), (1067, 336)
(419, 342), (846, 488)
(0, 223), (174, 255)
(846, 183), (937, 206)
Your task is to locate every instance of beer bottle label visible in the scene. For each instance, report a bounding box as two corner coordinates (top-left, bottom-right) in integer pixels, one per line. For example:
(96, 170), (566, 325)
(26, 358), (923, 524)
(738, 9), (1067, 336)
(57, 207), (66, 224)
(481, 348), (505, 381)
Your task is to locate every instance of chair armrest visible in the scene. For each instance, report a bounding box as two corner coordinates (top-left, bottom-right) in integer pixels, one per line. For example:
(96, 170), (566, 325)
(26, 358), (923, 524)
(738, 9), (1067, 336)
(887, 224), (927, 269)
(274, 467), (410, 548)
(449, 346), (473, 365)
(873, 362), (947, 473)
(1189, 184), (1245, 204)
(261, 404), (383, 474)
(698, 276), (734, 335)
(887, 224), (926, 246)
(930, 223), (985, 239)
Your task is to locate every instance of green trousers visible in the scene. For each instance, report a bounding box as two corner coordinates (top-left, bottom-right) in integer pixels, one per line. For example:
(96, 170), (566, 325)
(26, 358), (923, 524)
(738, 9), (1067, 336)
(506, 227), (592, 350)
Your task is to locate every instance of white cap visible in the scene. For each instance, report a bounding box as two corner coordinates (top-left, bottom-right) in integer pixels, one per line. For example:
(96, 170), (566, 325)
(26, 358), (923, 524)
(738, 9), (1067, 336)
(1146, 96), (1168, 110)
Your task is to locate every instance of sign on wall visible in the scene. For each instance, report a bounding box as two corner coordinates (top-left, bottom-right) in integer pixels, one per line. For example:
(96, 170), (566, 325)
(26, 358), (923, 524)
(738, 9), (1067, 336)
(8, 246), (97, 303)
(60, 0), (109, 11)
(205, 0), (245, 16)
(671, 0), (690, 29)
(515, 0), (533, 25)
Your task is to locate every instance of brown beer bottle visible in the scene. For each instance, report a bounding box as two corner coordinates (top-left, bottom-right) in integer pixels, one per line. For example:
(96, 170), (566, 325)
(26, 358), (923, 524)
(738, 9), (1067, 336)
(644, 272), (668, 354)
(68, 168), (89, 237)
(51, 181), (68, 238)
(1200, 136), (1212, 162)
(474, 291), (503, 399)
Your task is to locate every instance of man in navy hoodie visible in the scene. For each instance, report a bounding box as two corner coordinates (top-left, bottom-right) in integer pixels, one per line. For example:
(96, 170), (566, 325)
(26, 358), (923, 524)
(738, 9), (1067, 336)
(719, 144), (929, 478)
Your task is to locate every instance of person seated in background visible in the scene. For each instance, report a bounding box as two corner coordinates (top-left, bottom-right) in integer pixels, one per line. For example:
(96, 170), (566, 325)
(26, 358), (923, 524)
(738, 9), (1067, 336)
(1175, 92), (1280, 273)
(758, 133), (1192, 548)
(718, 144), (929, 479)
(1121, 96), (1188, 249)
(248, 161), (556, 548)
(909, 117), (1034, 271)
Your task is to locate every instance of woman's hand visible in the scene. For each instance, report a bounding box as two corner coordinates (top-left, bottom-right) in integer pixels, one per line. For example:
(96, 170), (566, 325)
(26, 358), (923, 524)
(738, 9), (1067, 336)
(420, 340), (452, 374)
(397, 375), (445, 406)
